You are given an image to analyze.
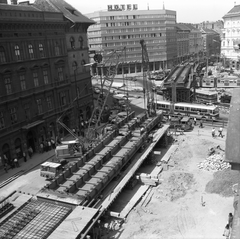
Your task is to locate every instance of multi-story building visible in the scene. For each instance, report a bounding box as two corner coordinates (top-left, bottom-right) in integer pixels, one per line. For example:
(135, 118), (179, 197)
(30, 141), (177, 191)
(201, 28), (221, 58)
(0, 0), (93, 166)
(176, 24), (190, 63)
(86, 5), (177, 72)
(222, 4), (240, 67)
(184, 24), (204, 57)
(35, 0), (95, 130)
(175, 23), (203, 63)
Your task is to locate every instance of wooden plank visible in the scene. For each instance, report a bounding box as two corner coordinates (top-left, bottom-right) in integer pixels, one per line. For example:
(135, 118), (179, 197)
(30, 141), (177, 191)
(160, 145), (178, 163)
(119, 185), (149, 219)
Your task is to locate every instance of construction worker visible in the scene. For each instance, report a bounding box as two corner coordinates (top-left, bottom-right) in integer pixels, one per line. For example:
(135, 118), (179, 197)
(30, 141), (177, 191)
(212, 127), (215, 138)
(194, 117), (197, 126)
(218, 127), (223, 138)
(223, 224), (230, 239)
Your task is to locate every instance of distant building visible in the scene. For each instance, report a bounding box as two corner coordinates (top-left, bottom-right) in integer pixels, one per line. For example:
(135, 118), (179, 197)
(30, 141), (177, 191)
(195, 20), (224, 35)
(222, 4), (240, 68)
(85, 6), (177, 72)
(200, 28), (221, 58)
(176, 23), (203, 62)
(0, 0), (93, 167)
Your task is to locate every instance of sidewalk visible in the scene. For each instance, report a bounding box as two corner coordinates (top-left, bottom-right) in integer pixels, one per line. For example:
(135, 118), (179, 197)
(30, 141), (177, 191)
(0, 149), (55, 184)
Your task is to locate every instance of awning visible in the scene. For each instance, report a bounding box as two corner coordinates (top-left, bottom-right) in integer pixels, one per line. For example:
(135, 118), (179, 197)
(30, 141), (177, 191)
(22, 120), (45, 130)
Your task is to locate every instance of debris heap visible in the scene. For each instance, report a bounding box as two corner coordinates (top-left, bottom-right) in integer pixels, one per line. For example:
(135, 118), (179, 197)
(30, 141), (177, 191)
(197, 145), (230, 171)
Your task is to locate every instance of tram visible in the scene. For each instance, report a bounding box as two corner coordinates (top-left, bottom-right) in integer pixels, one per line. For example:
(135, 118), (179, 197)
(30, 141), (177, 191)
(156, 100), (219, 119)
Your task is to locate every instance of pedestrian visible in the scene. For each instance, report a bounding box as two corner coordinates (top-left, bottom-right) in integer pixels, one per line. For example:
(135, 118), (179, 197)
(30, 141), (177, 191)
(23, 152), (27, 162)
(223, 224), (230, 239)
(3, 164), (8, 173)
(14, 158), (19, 168)
(212, 127), (215, 138)
(199, 119), (203, 128)
(51, 138), (55, 149)
(218, 127), (223, 138)
(194, 117), (197, 126)
(228, 213), (233, 228)
(48, 140), (51, 150)
(40, 142), (44, 153)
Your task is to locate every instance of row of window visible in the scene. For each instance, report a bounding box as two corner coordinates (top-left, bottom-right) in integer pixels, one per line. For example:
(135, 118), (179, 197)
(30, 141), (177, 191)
(99, 14), (175, 21)
(0, 92), (68, 128)
(3, 67), (64, 95)
(101, 33), (164, 42)
(0, 42), (62, 63)
(104, 21), (170, 27)
(104, 27), (167, 34)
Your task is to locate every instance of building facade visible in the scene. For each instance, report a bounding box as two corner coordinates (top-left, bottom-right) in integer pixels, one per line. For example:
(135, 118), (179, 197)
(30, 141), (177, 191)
(201, 28), (221, 58)
(176, 24), (190, 63)
(86, 6), (177, 72)
(0, 0), (94, 167)
(222, 4), (240, 68)
(35, 0), (95, 132)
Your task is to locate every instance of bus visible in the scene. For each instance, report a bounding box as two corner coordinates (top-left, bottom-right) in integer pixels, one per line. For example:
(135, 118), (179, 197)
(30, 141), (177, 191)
(156, 100), (219, 119)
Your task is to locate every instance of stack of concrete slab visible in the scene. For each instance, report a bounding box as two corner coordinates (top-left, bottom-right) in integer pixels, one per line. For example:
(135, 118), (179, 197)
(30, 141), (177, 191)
(136, 173), (162, 186)
(197, 154), (231, 171)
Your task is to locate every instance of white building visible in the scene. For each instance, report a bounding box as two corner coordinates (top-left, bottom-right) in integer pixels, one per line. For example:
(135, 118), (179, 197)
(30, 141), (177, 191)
(222, 4), (240, 66)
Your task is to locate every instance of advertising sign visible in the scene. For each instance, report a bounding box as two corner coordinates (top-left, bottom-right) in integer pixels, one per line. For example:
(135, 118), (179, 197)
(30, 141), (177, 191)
(107, 4), (138, 11)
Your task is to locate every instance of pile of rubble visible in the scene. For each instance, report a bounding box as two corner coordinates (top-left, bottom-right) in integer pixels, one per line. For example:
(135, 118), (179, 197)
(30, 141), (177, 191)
(197, 145), (231, 171)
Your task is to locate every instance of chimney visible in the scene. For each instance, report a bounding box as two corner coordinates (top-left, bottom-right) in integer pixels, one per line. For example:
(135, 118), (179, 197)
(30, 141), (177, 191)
(11, 0), (18, 5)
(0, 0), (8, 4)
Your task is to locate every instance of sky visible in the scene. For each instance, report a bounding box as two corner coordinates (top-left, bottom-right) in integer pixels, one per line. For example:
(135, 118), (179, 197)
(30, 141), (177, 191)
(65, 0), (237, 23)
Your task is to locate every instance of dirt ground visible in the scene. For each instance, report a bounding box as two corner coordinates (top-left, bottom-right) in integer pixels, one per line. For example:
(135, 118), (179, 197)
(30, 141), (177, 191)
(104, 125), (235, 239)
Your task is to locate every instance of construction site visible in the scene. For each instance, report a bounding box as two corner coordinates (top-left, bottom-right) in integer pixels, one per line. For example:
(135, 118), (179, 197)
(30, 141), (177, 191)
(0, 40), (238, 239)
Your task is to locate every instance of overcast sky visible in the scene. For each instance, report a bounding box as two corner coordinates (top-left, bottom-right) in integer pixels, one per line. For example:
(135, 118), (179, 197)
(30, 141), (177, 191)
(65, 0), (237, 23)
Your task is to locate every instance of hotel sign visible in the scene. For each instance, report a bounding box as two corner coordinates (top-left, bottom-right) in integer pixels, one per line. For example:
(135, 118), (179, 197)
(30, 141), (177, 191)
(107, 4), (138, 11)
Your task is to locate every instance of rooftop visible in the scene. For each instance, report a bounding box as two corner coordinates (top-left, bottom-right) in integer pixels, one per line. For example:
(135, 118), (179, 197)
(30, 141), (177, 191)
(223, 4), (240, 18)
(34, 0), (94, 24)
(0, 2), (40, 11)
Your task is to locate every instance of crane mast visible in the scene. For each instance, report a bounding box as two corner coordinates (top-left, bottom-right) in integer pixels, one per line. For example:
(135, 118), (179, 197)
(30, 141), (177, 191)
(140, 39), (156, 116)
(86, 47), (126, 140)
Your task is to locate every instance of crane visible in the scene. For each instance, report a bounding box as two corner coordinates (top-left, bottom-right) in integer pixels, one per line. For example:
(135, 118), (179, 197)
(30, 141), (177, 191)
(86, 47), (126, 140)
(140, 39), (156, 116)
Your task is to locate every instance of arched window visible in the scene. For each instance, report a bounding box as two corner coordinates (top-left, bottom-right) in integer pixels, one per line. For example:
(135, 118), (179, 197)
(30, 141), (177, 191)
(0, 46), (6, 63)
(79, 36), (83, 49)
(55, 42), (60, 56)
(39, 43), (44, 57)
(70, 37), (75, 49)
(15, 45), (21, 60)
(28, 44), (34, 59)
